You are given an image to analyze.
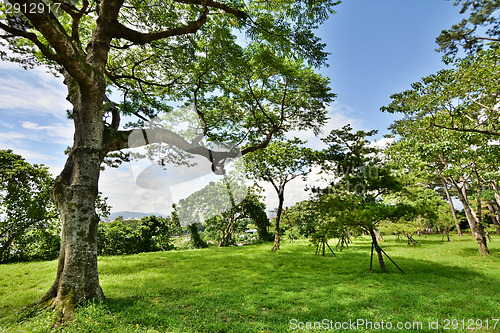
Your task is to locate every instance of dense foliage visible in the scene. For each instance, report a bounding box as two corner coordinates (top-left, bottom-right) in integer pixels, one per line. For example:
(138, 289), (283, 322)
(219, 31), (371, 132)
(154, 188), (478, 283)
(244, 138), (313, 250)
(176, 177), (269, 247)
(383, 45), (500, 255)
(0, 0), (338, 317)
(97, 215), (179, 255)
(0, 150), (59, 263)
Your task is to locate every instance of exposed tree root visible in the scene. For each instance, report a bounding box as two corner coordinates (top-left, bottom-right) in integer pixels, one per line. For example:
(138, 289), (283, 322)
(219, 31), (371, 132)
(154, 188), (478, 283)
(18, 282), (104, 325)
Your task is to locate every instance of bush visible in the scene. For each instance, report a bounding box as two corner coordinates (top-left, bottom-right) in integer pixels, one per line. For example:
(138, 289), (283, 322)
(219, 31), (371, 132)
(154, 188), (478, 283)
(97, 216), (177, 255)
(1, 225), (61, 263)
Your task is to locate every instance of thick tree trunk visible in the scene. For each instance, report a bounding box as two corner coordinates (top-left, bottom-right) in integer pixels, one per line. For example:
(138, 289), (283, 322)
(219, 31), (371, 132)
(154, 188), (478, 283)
(29, 74), (107, 321)
(450, 178), (489, 256)
(369, 228), (386, 272)
(272, 189), (285, 251)
(441, 177), (462, 236)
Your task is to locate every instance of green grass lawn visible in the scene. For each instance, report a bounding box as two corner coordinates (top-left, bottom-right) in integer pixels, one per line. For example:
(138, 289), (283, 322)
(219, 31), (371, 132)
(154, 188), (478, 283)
(0, 234), (499, 332)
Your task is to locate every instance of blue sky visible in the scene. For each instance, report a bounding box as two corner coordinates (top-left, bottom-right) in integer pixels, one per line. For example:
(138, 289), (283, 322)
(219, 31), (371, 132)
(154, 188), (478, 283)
(318, 0), (461, 137)
(0, 1), (463, 215)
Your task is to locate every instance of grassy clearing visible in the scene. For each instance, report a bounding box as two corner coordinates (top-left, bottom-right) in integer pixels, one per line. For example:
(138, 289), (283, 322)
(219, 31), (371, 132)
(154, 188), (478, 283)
(0, 234), (499, 332)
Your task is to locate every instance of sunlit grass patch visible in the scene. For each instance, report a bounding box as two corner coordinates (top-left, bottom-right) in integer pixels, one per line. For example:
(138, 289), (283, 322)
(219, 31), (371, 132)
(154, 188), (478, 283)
(0, 234), (499, 332)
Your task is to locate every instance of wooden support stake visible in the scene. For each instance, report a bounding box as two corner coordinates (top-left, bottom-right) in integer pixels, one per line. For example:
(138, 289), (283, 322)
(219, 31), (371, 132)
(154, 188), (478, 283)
(326, 242), (336, 256)
(370, 242), (374, 270)
(380, 247), (405, 274)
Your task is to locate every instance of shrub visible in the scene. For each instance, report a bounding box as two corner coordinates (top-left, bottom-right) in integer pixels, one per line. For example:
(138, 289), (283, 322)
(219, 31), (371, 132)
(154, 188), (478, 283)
(97, 215), (177, 255)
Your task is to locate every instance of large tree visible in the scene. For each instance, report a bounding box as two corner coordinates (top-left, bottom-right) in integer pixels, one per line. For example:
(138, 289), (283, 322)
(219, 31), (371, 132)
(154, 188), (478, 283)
(384, 106), (493, 255)
(383, 46), (500, 138)
(0, 0), (337, 319)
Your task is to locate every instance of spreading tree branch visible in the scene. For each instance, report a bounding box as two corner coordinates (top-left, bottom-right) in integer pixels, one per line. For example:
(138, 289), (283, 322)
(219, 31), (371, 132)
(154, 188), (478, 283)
(110, 0), (209, 44)
(175, 0), (247, 19)
(0, 21), (60, 62)
(59, 0), (89, 49)
(433, 124), (500, 137)
(3, 0), (92, 83)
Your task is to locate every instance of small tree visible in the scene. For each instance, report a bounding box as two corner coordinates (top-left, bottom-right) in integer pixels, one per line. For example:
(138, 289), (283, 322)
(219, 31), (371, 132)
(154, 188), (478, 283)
(281, 200), (321, 240)
(177, 175), (244, 247)
(176, 173), (267, 246)
(381, 180), (456, 243)
(244, 138), (313, 250)
(313, 126), (413, 272)
(0, 150), (58, 263)
(135, 215), (176, 252)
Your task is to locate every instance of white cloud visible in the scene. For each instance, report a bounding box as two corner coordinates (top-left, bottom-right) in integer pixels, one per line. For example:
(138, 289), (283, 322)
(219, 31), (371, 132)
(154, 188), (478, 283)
(7, 147), (57, 162)
(370, 137), (394, 149)
(20, 121), (73, 145)
(0, 146), (66, 177)
(0, 59), (23, 71)
(287, 102), (363, 145)
(0, 121), (14, 129)
(99, 162), (241, 216)
(0, 68), (70, 119)
(256, 166), (328, 211)
(98, 166), (199, 216)
(0, 123), (71, 177)
(0, 131), (28, 146)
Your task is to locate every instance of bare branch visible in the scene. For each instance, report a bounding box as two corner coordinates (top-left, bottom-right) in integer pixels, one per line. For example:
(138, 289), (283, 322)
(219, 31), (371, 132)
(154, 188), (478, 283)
(246, 77), (276, 126)
(59, 0), (89, 48)
(105, 122), (279, 172)
(467, 36), (500, 43)
(107, 72), (179, 89)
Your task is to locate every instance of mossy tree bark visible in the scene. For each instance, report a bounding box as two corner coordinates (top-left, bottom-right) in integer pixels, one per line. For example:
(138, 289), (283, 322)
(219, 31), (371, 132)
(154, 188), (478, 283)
(32, 70), (108, 321)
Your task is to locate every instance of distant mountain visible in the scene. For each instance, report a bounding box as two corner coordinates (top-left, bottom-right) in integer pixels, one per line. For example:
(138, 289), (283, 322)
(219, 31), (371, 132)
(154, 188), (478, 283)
(107, 211), (165, 221)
